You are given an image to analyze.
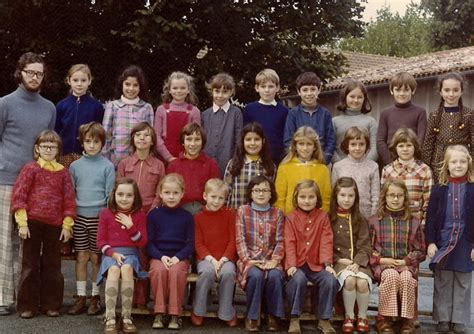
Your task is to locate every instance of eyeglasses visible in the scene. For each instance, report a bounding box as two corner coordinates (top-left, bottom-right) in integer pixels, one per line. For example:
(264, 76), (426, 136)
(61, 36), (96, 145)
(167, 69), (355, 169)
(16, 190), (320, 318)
(387, 193), (405, 199)
(38, 145), (58, 151)
(252, 188), (271, 194)
(22, 70), (45, 79)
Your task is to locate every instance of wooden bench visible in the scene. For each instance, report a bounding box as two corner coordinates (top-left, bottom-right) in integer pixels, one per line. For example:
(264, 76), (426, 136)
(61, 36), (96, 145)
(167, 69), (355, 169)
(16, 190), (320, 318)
(61, 255), (434, 318)
(128, 270), (435, 318)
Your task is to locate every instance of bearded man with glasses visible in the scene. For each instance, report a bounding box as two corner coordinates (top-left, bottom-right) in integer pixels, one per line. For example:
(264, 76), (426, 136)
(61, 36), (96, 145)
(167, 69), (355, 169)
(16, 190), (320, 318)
(0, 52), (56, 315)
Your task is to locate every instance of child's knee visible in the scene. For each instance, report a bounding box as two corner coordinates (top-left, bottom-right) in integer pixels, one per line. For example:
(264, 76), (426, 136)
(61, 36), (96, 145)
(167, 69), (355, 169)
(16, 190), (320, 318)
(356, 278), (369, 293)
(107, 266), (121, 280)
(121, 264), (134, 279)
(89, 252), (101, 266)
(344, 276), (356, 291)
(76, 251), (90, 264)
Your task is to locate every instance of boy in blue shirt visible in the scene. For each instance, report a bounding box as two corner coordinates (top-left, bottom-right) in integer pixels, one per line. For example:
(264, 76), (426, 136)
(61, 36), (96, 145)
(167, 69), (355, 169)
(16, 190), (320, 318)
(284, 72), (336, 163)
(68, 122), (115, 316)
(202, 73), (243, 176)
(243, 69), (289, 164)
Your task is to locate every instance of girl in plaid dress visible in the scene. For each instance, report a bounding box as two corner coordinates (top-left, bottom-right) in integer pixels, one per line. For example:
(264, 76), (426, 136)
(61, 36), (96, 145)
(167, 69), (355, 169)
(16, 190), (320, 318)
(224, 122), (276, 209)
(382, 127), (433, 223)
(235, 175), (285, 332)
(102, 65), (154, 167)
(369, 179), (425, 334)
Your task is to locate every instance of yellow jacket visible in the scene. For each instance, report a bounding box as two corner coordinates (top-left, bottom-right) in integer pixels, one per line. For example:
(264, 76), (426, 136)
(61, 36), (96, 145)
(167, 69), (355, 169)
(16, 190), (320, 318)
(275, 158), (331, 214)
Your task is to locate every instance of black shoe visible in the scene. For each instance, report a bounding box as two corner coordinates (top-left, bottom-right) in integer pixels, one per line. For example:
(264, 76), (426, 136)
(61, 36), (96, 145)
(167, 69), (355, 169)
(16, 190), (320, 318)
(452, 323), (465, 333)
(436, 322), (450, 333)
(0, 306), (10, 316)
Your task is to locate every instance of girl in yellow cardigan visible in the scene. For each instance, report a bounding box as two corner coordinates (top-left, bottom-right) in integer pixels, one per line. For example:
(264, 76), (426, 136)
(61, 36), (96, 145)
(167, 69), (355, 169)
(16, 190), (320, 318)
(276, 126), (331, 214)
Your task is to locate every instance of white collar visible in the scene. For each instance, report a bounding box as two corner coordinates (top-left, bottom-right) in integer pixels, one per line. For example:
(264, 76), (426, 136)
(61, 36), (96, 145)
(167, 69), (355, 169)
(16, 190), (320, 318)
(213, 101), (230, 113)
(258, 99), (277, 106)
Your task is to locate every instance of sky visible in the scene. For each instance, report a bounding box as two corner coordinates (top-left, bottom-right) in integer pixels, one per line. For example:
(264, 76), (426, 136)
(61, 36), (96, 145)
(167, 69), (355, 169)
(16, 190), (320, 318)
(361, 0), (421, 22)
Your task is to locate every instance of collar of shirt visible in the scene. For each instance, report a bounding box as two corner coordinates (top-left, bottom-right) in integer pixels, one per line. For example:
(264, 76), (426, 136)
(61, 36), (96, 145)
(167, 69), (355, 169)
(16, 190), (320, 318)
(213, 101), (230, 113)
(394, 158), (417, 173)
(258, 99), (277, 106)
(37, 157), (64, 171)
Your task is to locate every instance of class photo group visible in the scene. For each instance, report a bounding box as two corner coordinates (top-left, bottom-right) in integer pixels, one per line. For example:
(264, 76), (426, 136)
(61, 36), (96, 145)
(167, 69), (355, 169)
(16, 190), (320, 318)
(0, 51), (472, 334)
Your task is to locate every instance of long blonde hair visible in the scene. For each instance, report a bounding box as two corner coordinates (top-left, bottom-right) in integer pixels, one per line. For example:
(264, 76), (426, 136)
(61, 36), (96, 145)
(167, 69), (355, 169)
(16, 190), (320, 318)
(161, 71), (198, 105)
(282, 126), (325, 164)
(438, 145), (474, 185)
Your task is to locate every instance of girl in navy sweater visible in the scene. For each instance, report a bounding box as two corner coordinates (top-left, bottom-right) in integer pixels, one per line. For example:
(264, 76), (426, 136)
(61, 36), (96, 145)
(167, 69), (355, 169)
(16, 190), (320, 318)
(426, 145), (474, 333)
(96, 178), (148, 333)
(55, 64), (104, 167)
(147, 173), (194, 330)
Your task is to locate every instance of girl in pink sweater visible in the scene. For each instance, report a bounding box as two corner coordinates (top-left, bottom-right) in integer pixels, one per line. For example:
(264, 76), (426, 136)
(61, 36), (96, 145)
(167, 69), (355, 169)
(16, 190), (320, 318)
(96, 178), (148, 333)
(154, 71), (201, 162)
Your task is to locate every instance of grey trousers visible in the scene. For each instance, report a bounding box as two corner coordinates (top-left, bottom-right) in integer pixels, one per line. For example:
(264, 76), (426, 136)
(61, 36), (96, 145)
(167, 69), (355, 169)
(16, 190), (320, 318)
(193, 260), (236, 320)
(433, 267), (472, 325)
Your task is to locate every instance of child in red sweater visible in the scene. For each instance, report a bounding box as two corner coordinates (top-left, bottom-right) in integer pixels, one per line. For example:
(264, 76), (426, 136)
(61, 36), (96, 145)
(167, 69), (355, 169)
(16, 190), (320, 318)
(12, 130), (76, 319)
(167, 123), (220, 215)
(284, 179), (339, 333)
(96, 178), (148, 333)
(191, 179), (238, 327)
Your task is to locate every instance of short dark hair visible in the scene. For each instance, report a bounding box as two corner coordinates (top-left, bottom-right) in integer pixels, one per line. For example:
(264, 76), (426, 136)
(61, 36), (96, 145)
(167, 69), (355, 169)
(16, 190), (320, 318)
(340, 127), (370, 155)
(245, 175), (277, 205)
(79, 122), (106, 147)
(180, 122), (207, 148)
(296, 72), (321, 90)
(336, 80), (372, 114)
(108, 178), (142, 213)
(14, 52), (47, 85)
(115, 65), (148, 100)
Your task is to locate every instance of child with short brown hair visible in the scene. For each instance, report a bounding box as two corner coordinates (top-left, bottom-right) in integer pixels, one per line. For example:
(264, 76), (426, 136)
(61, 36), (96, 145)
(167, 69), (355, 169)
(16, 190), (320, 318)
(202, 73), (243, 175)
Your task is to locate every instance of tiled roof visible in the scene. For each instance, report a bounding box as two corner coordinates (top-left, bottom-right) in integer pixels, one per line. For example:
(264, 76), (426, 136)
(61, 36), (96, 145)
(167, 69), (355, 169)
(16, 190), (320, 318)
(324, 46), (474, 91)
(319, 48), (402, 73)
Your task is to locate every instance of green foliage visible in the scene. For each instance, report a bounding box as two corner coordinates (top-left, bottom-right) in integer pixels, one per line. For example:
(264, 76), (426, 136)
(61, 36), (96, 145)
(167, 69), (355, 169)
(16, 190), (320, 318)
(0, 0), (365, 106)
(338, 2), (435, 57)
(421, 0), (474, 49)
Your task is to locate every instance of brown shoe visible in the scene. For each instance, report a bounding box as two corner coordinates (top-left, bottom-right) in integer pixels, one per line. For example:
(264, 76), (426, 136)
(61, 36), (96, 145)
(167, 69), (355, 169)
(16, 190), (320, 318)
(375, 316), (394, 333)
(20, 311), (34, 319)
(121, 317), (137, 333)
(68, 295), (87, 315)
(318, 319), (336, 333)
(245, 318), (259, 332)
(267, 315), (279, 331)
(288, 317), (301, 333)
(46, 310), (60, 317)
(87, 295), (102, 315)
(191, 311), (204, 326)
(226, 314), (238, 327)
(400, 318), (415, 334)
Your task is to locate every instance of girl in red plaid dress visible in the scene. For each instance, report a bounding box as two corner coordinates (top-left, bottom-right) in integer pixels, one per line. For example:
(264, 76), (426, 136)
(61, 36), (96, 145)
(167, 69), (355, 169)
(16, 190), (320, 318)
(369, 179), (426, 334)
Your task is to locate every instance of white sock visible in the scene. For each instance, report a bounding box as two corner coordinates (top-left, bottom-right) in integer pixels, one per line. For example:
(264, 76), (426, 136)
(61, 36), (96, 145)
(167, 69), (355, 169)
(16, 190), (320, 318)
(91, 282), (100, 296)
(356, 291), (370, 319)
(343, 288), (357, 319)
(76, 281), (87, 296)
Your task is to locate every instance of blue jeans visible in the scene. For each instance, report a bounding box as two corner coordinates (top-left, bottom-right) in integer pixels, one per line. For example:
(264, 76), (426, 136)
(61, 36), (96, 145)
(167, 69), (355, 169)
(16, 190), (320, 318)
(286, 266), (339, 319)
(245, 267), (285, 320)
